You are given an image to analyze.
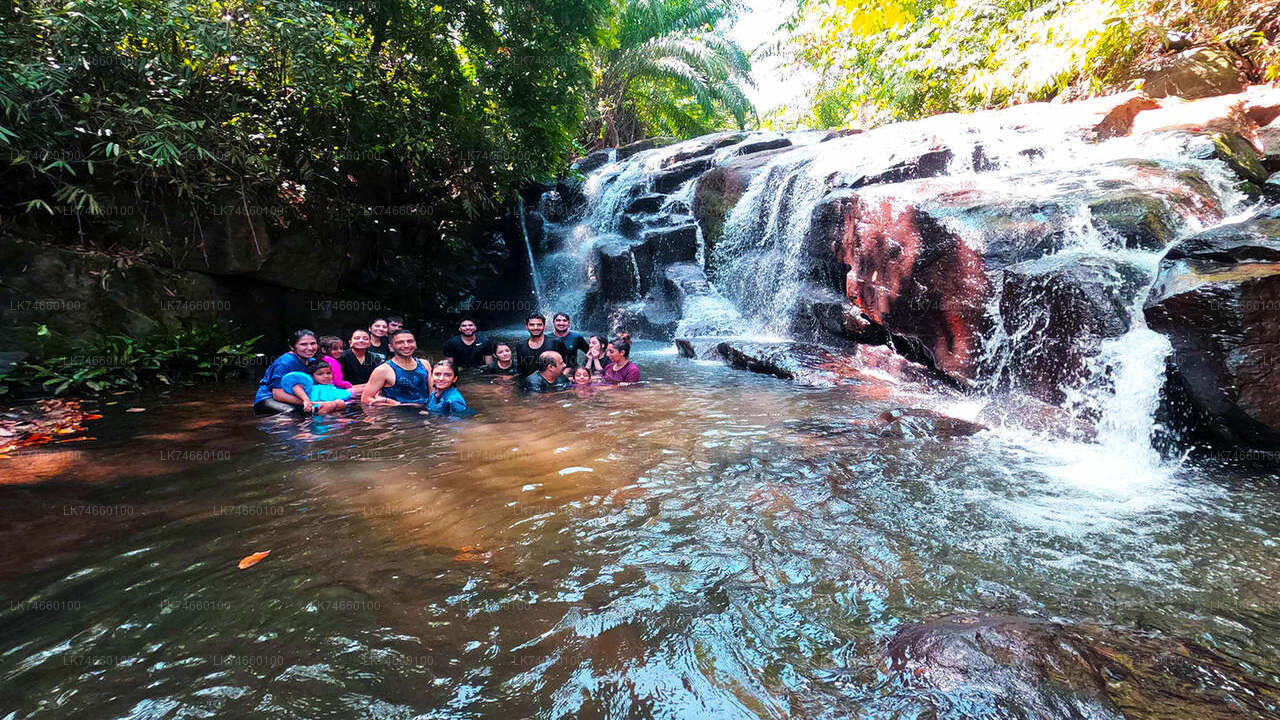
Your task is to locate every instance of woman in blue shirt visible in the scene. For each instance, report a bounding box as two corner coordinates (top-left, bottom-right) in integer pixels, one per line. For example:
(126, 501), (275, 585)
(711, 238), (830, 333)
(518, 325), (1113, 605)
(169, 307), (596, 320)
(426, 360), (470, 415)
(253, 330), (321, 415)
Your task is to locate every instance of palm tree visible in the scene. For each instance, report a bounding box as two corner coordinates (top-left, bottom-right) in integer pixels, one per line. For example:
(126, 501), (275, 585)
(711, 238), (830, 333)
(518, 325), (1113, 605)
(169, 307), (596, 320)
(583, 0), (755, 150)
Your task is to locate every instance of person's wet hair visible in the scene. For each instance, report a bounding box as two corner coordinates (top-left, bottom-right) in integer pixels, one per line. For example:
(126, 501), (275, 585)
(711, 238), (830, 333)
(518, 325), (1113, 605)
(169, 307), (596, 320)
(608, 337), (631, 357)
(318, 335), (343, 354)
(554, 312), (570, 322)
(387, 315), (404, 324)
(527, 313), (545, 323)
(371, 318), (388, 327)
(493, 342), (511, 353)
(289, 329), (317, 350)
(308, 362), (332, 377)
(389, 329), (415, 342)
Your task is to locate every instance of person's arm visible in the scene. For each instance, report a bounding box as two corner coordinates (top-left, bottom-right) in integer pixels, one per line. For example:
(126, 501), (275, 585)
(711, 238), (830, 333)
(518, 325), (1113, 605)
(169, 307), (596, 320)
(271, 387), (303, 406)
(287, 382), (314, 413)
(361, 365), (399, 406)
(482, 341), (494, 366)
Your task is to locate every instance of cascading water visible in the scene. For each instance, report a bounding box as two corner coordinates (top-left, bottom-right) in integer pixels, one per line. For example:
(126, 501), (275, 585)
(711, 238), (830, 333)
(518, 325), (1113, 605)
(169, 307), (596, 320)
(515, 194), (546, 309)
(526, 101), (1263, 462)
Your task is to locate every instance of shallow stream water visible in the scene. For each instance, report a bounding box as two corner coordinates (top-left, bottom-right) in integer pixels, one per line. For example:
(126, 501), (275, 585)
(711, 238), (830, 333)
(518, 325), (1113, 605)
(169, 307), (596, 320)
(2, 342), (1279, 718)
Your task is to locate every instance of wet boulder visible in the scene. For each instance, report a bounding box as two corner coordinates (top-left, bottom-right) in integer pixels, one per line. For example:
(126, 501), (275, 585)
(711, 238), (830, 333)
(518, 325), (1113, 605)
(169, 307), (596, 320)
(638, 222), (699, 266)
(996, 255), (1150, 402)
(572, 149), (612, 174)
(693, 146), (793, 251)
(815, 162), (1223, 385)
(736, 137), (792, 156)
(1260, 118), (1280, 171)
(1163, 130), (1270, 185)
(1144, 206), (1280, 448)
(589, 238), (639, 303)
(624, 194), (666, 215)
(616, 136), (675, 161)
(653, 157), (715, 193)
(882, 613), (1280, 720)
(874, 408), (986, 439)
(714, 340), (844, 385)
(1132, 46), (1248, 100)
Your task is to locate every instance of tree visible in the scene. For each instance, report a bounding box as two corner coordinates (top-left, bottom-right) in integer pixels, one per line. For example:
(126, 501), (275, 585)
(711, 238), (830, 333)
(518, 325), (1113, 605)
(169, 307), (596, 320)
(582, 0), (755, 149)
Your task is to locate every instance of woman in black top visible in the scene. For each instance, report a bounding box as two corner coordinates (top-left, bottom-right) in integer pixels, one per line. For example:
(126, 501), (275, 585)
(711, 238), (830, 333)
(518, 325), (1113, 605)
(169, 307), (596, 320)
(481, 342), (520, 376)
(339, 329), (385, 385)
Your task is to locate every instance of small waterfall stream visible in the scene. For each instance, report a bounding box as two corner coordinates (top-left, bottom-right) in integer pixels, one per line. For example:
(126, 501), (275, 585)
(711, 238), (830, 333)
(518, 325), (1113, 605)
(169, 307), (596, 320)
(524, 105), (1266, 461)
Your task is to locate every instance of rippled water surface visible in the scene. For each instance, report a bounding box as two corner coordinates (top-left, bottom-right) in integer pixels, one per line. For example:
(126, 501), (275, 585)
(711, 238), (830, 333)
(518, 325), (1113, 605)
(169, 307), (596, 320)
(3, 343), (1279, 719)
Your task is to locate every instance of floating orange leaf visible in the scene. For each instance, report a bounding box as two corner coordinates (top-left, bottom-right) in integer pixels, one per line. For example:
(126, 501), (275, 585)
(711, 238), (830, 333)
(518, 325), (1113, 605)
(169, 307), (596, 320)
(237, 550), (271, 569)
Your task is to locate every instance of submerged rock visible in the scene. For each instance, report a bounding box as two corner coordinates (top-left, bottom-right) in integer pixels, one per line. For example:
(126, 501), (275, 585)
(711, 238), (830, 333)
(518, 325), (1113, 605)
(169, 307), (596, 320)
(882, 613), (1280, 720)
(874, 408), (986, 439)
(1144, 206), (1280, 447)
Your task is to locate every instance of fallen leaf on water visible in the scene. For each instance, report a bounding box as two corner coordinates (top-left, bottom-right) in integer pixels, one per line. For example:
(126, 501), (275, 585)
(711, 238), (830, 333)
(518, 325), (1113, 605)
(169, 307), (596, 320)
(238, 550), (271, 569)
(125, 408), (146, 413)
(453, 545), (491, 562)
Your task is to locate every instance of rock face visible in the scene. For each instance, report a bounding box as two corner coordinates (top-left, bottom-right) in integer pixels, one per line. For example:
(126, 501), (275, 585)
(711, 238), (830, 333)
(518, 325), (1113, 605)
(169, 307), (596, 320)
(883, 614), (1280, 720)
(1144, 207), (1280, 447)
(1134, 47), (1248, 100)
(0, 240), (377, 353)
(996, 255), (1151, 402)
(815, 161), (1223, 390)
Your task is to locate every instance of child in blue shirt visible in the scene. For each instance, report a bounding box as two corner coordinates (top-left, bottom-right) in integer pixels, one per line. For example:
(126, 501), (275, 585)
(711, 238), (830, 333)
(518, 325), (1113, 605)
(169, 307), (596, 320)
(281, 363), (352, 414)
(425, 360), (470, 415)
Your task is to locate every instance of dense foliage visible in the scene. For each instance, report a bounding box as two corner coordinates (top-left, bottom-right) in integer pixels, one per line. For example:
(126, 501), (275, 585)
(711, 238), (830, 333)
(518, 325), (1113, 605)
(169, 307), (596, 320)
(0, 0), (610, 311)
(581, 0), (754, 149)
(0, 322), (261, 396)
(774, 0), (1280, 128)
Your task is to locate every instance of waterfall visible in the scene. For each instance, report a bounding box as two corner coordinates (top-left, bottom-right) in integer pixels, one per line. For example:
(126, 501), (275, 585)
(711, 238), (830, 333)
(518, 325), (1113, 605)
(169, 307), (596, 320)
(528, 101), (1265, 459)
(515, 193), (546, 310)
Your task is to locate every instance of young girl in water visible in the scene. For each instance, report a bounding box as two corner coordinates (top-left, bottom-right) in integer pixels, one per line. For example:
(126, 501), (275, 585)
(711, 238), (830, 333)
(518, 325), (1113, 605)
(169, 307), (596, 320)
(318, 336), (354, 390)
(281, 362), (352, 414)
(572, 366), (593, 386)
(426, 360), (470, 414)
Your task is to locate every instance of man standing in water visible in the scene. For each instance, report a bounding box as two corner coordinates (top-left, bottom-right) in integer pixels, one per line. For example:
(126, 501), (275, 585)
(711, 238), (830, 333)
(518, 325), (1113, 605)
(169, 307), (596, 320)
(362, 330), (432, 406)
(515, 314), (549, 376)
(524, 351), (570, 392)
(549, 312), (590, 372)
(441, 318), (493, 369)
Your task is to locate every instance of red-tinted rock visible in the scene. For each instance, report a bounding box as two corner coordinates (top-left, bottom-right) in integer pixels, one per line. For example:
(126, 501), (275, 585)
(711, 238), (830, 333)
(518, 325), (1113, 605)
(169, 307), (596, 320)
(815, 163), (1224, 385)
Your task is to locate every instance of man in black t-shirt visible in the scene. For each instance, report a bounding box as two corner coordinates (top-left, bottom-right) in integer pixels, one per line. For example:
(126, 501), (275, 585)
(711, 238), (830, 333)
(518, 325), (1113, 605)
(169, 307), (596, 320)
(515, 314), (550, 376)
(441, 319), (493, 369)
(549, 312), (591, 370)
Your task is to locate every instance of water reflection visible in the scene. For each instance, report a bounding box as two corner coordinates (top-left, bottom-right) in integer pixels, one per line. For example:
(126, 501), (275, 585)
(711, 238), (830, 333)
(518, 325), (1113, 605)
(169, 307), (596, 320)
(1, 343), (1278, 719)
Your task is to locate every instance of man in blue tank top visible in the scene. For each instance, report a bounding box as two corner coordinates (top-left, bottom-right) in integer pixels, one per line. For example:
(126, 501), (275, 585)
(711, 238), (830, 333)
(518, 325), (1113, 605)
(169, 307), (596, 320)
(361, 330), (432, 406)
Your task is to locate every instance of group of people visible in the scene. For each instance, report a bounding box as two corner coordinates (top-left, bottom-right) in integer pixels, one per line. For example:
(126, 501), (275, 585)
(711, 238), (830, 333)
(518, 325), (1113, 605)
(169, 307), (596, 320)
(252, 313), (641, 416)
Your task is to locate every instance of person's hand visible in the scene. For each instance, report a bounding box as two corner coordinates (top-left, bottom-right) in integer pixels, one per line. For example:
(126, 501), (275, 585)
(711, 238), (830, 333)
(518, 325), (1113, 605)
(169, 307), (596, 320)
(302, 400), (314, 413)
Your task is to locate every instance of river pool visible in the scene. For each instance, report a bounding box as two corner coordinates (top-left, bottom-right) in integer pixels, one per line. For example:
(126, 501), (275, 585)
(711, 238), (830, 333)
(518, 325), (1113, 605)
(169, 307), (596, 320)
(2, 342), (1278, 719)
